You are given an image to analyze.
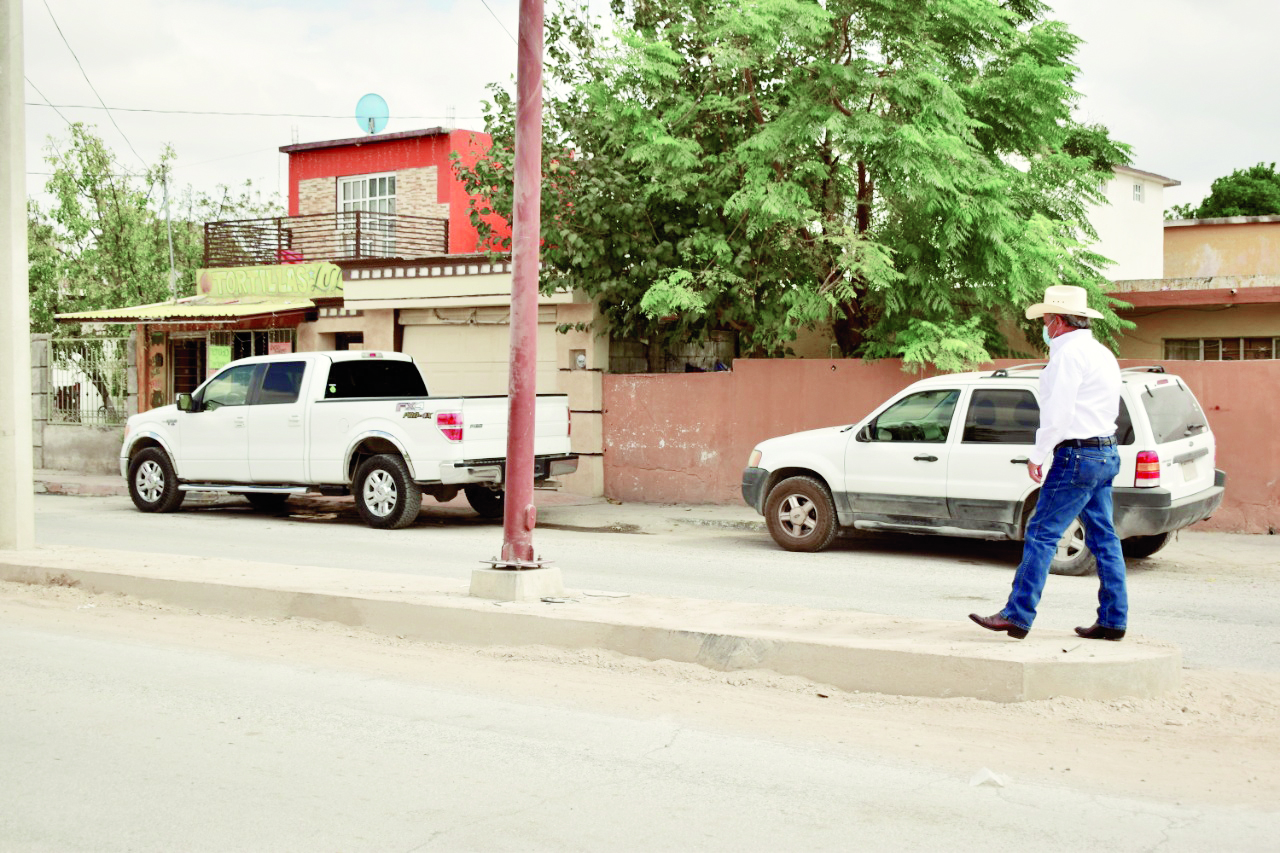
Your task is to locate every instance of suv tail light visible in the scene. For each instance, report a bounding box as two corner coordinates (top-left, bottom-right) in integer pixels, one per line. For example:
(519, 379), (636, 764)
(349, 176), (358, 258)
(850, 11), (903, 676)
(567, 408), (572, 438)
(1135, 450), (1160, 487)
(436, 411), (463, 442)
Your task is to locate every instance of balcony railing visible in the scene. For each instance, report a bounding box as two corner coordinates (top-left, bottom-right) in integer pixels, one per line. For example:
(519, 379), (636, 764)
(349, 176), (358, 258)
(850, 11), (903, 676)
(203, 211), (449, 268)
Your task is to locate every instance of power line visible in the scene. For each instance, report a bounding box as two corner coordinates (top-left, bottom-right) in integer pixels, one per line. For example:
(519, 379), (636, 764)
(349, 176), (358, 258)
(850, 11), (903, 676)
(42, 0), (147, 168)
(476, 0), (517, 43)
(24, 77), (74, 127)
(25, 102), (484, 121)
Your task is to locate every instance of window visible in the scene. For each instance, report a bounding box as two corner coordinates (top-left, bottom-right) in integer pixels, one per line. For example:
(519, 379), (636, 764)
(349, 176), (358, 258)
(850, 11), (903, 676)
(323, 359), (428, 399)
(257, 362), (306, 405)
(1132, 182), (1144, 202)
(962, 389), (1039, 444)
(338, 173), (397, 257)
(1165, 337), (1279, 360)
(1141, 381), (1208, 444)
(199, 364), (258, 410)
(339, 173), (396, 214)
(869, 389), (960, 443)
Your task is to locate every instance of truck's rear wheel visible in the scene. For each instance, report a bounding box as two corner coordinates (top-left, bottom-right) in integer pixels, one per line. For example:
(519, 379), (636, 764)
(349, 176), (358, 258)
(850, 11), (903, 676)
(128, 448), (186, 513)
(464, 484), (505, 519)
(354, 454), (422, 529)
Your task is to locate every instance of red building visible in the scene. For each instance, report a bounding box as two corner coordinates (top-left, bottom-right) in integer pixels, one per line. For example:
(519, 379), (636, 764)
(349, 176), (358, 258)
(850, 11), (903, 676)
(281, 126), (509, 255)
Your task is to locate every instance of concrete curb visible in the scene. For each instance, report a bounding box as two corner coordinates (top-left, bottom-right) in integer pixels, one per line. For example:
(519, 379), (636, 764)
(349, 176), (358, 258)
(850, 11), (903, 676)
(0, 545), (1180, 703)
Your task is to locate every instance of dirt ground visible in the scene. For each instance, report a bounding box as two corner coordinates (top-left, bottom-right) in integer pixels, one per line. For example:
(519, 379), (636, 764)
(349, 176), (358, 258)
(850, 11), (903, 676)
(6, 577), (1279, 811)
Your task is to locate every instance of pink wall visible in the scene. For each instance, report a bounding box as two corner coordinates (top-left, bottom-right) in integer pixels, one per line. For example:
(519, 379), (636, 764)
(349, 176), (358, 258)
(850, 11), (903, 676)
(603, 359), (1280, 534)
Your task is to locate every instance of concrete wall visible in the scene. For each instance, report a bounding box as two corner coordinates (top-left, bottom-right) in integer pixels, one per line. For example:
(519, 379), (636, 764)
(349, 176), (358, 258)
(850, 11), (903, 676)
(1090, 168), (1170, 281)
(1165, 218), (1280, 278)
(1115, 304), (1280, 359)
(603, 358), (1280, 534)
(41, 424), (124, 475)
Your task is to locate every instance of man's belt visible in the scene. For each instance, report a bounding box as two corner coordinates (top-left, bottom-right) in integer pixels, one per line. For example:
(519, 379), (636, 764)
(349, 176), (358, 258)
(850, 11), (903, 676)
(1056, 436), (1117, 449)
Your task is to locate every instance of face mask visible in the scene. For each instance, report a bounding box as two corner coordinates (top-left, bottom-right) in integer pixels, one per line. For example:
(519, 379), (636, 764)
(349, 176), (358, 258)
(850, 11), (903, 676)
(1042, 325), (1052, 347)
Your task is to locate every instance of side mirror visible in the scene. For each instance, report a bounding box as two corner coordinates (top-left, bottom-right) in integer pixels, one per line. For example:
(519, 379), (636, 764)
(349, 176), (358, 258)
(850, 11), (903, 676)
(856, 423), (873, 442)
(176, 393), (194, 413)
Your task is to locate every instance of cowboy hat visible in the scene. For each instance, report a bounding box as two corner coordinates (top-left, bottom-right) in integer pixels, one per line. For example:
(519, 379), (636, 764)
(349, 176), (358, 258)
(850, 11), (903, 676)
(1025, 285), (1103, 320)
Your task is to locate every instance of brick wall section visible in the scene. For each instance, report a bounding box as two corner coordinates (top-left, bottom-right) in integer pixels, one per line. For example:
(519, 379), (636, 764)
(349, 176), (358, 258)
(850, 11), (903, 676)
(298, 177), (335, 216)
(603, 358), (1280, 534)
(395, 166), (449, 220)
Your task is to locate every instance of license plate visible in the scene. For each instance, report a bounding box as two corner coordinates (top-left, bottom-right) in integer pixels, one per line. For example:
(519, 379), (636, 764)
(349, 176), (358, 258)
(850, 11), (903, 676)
(1180, 459), (1197, 480)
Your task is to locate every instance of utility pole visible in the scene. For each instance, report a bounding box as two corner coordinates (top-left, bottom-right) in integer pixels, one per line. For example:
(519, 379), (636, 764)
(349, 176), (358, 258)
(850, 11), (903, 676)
(1, 0), (35, 550)
(163, 166), (177, 301)
(470, 0), (562, 600)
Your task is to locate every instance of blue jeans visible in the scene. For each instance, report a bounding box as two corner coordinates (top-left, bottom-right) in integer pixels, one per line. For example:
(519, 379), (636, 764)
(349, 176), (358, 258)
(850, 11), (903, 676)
(1001, 445), (1128, 632)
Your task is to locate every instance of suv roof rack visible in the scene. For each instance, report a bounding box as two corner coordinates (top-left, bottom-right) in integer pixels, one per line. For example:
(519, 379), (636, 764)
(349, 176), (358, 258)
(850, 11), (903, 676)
(989, 362), (1048, 378)
(1121, 365), (1166, 373)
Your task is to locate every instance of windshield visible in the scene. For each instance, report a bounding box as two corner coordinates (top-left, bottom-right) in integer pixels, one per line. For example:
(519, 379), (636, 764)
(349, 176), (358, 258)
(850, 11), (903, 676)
(1141, 381), (1208, 444)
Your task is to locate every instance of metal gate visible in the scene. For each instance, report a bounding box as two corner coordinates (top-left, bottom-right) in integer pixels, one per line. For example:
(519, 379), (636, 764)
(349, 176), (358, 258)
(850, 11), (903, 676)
(50, 336), (131, 426)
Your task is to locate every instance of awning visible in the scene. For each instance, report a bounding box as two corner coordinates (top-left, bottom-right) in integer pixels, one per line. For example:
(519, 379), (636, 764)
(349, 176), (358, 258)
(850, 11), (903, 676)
(55, 294), (315, 324)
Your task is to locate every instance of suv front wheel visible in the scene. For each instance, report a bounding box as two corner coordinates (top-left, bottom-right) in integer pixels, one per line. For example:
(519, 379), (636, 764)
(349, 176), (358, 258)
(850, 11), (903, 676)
(764, 476), (839, 553)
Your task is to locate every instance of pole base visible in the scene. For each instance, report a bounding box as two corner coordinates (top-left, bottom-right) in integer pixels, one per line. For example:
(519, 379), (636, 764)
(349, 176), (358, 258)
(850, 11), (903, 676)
(469, 566), (564, 602)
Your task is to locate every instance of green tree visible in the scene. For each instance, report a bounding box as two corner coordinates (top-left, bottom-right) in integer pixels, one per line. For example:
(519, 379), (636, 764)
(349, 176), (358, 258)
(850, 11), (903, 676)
(1174, 162), (1280, 220)
(456, 0), (1132, 371)
(28, 122), (281, 335)
(28, 124), (281, 421)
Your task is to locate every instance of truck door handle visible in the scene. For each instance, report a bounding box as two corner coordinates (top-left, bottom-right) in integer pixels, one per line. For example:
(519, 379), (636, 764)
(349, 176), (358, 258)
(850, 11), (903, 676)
(1011, 457), (1029, 464)
(913, 454), (938, 462)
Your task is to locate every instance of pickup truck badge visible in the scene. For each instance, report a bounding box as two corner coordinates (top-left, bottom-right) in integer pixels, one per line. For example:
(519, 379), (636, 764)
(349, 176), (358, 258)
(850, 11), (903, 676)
(395, 401), (426, 414)
(165, 419), (176, 426)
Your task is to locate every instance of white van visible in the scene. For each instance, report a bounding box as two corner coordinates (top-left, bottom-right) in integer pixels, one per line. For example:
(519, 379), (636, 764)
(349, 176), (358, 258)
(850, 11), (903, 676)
(741, 364), (1225, 575)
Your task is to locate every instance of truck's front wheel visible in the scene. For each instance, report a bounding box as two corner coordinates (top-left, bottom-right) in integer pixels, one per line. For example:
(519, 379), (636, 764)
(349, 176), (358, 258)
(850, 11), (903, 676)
(128, 448), (186, 513)
(354, 454), (422, 529)
(464, 484), (505, 519)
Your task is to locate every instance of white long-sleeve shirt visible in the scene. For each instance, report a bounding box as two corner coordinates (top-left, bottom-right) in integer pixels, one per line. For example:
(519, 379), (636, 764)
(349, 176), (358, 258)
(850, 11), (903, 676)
(1032, 328), (1122, 465)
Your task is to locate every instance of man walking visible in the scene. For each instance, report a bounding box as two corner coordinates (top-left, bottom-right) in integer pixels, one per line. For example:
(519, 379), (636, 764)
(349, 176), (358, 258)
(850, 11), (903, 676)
(970, 285), (1128, 641)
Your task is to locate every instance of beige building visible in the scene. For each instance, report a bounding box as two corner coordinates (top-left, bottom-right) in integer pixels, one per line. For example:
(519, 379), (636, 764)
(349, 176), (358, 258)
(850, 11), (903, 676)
(1111, 216), (1280, 361)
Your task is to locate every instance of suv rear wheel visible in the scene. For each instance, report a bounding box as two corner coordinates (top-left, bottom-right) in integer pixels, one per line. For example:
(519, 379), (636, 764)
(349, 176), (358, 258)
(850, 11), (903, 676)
(1049, 517), (1098, 576)
(764, 476), (839, 553)
(1122, 531), (1173, 559)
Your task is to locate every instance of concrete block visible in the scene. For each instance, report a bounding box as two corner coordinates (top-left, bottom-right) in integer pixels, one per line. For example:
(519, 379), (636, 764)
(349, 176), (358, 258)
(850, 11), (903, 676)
(559, 369), (603, 410)
(559, 454), (603, 497)
(469, 566), (565, 601)
(0, 550), (1183, 703)
(569, 411), (602, 455)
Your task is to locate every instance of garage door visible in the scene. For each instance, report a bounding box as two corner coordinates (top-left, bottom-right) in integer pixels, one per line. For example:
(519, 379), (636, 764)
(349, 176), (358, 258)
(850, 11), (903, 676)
(402, 322), (559, 397)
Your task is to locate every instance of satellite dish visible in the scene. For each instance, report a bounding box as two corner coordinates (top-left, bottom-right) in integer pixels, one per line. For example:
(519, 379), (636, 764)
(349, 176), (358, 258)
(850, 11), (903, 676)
(355, 94), (389, 135)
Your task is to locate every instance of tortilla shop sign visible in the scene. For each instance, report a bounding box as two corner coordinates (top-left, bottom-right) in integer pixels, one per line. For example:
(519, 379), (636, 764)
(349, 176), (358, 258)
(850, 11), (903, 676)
(198, 262), (343, 299)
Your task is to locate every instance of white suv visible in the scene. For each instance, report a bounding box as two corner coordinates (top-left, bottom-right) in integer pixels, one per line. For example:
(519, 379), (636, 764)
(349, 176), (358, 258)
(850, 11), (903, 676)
(741, 364), (1226, 575)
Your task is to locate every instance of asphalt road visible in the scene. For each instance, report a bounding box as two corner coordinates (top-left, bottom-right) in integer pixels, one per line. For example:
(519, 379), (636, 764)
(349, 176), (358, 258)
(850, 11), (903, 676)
(5, 585), (1278, 852)
(33, 493), (1280, 673)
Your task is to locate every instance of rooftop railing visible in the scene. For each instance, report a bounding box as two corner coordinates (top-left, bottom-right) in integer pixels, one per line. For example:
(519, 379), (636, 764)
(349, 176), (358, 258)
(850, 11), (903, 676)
(203, 211), (449, 268)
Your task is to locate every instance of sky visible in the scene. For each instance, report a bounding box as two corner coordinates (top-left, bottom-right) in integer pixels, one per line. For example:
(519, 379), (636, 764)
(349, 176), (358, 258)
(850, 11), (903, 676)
(19, 0), (1280, 213)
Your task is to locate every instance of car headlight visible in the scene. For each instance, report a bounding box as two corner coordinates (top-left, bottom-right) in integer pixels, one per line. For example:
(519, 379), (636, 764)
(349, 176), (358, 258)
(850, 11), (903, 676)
(748, 448), (762, 468)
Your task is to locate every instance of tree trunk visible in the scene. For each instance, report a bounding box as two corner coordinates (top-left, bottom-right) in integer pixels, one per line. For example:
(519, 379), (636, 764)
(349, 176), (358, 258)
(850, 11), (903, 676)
(831, 161), (876, 357)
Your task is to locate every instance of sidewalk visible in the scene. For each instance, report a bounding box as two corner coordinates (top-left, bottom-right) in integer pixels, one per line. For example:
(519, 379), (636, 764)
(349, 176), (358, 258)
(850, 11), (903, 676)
(23, 469), (1180, 703)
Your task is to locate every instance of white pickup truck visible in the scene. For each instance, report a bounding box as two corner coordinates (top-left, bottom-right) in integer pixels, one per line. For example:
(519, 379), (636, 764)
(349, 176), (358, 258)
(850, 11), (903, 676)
(120, 350), (578, 529)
